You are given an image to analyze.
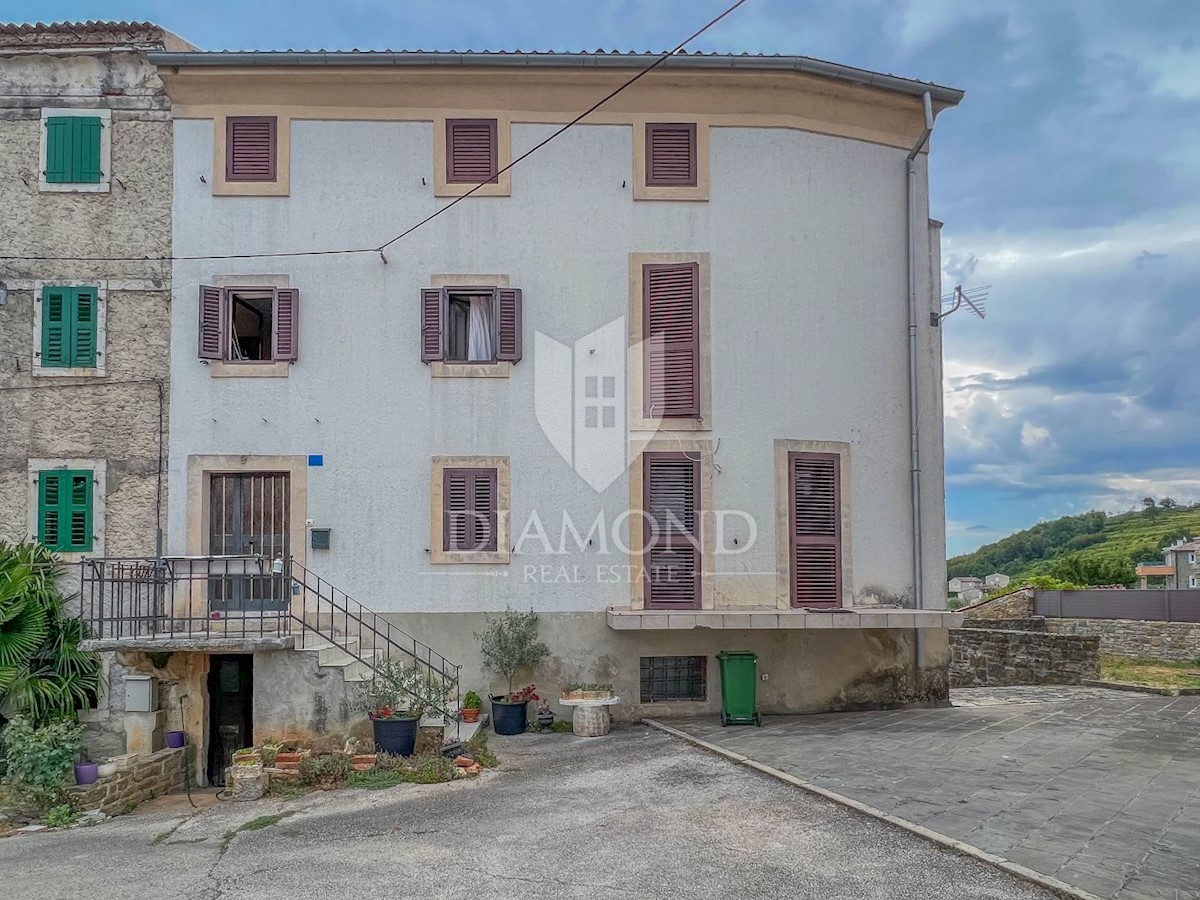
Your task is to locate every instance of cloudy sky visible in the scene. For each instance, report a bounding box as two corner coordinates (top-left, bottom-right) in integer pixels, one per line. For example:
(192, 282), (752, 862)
(13, 0), (1198, 555)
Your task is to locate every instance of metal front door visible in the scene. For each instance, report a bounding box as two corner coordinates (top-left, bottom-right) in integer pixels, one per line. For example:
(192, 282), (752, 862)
(208, 472), (289, 611)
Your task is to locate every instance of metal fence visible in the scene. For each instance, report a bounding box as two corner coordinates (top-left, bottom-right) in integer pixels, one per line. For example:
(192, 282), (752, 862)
(1034, 589), (1200, 622)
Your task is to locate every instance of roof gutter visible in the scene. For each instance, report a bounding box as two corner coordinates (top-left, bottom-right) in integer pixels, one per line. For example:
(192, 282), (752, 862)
(145, 51), (964, 105)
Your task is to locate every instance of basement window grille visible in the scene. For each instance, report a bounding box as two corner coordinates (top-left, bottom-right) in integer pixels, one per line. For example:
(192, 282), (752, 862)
(640, 656), (706, 702)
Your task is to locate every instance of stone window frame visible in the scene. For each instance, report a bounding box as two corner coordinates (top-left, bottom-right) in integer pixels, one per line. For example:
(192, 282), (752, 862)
(205, 274), (292, 378)
(39, 107), (112, 194)
(432, 113), (512, 198)
(32, 279), (108, 377)
(632, 118), (710, 202)
(27, 458), (107, 562)
(774, 439), (853, 610)
(428, 274), (513, 378)
(212, 113), (291, 197)
(430, 456), (511, 564)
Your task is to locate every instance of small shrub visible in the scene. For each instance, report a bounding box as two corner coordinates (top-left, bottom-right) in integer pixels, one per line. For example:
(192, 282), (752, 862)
(464, 731), (498, 768)
(405, 754), (455, 784)
(550, 720), (573, 733)
(44, 804), (79, 828)
(298, 753), (351, 788)
(267, 779), (309, 801)
(462, 690), (482, 710)
(1, 715), (83, 808)
(346, 769), (408, 790)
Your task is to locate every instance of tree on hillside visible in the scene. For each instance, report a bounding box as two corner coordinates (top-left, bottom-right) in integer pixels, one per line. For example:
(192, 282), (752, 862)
(1043, 553), (1135, 588)
(1159, 497), (1178, 509)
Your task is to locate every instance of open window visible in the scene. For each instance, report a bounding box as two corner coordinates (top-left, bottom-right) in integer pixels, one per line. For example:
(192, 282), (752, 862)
(198, 285), (298, 364)
(421, 286), (521, 365)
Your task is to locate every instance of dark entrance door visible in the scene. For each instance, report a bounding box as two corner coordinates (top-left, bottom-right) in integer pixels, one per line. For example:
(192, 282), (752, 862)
(208, 472), (290, 612)
(206, 654), (253, 786)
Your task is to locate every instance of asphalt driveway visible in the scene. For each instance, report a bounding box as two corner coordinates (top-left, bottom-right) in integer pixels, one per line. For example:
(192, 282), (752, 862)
(659, 687), (1200, 900)
(0, 726), (1053, 900)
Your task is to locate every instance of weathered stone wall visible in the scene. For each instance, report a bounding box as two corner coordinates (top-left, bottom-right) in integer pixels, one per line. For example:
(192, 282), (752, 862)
(253, 650), (371, 751)
(0, 51), (171, 552)
(1044, 618), (1200, 663)
(957, 589), (1034, 620)
(961, 617), (1047, 632)
(64, 746), (187, 815)
(950, 628), (1100, 687)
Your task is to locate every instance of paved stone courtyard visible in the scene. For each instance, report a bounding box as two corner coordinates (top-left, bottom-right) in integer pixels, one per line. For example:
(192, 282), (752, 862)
(666, 687), (1200, 900)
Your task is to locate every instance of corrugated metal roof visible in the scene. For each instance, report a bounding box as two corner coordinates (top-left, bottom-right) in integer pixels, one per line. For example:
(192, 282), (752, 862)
(146, 49), (964, 104)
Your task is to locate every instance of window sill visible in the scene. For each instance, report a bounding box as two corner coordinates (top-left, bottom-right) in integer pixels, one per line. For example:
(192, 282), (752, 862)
(430, 362), (511, 379)
(33, 366), (106, 378)
(630, 416), (709, 432)
(208, 361), (291, 378)
(38, 181), (111, 194)
(633, 184), (708, 202)
(430, 548), (511, 565)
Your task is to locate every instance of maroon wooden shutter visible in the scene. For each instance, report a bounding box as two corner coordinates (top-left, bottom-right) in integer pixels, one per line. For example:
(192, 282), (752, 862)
(643, 453), (701, 609)
(789, 452), (842, 608)
(446, 119), (498, 184)
(421, 288), (445, 363)
(643, 263), (700, 418)
(198, 285), (226, 360)
(495, 288), (522, 363)
(272, 288), (299, 361)
(226, 116), (277, 182)
(443, 468), (498, 552)
(646, 123), (697, 187)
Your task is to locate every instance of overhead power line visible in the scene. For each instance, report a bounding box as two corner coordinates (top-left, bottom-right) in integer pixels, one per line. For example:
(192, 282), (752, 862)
(0, 0), (750, 266)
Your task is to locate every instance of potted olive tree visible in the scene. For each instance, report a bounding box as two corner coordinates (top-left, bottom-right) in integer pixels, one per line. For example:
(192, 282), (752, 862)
(475, 609), (550, 736)
(360, 658), (451, 757)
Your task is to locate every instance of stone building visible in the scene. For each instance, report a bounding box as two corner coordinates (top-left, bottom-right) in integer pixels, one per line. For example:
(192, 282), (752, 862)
(0, 21), (192, 754)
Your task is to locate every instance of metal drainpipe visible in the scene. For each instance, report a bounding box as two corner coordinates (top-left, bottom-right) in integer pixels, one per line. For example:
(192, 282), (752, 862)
(907, 92), (934, 677)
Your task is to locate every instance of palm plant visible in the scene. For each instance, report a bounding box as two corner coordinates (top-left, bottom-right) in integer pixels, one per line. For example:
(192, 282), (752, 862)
(0, 541), (100, 723)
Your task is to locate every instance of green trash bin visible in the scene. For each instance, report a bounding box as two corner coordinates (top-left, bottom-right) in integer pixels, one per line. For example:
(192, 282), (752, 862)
(716, 650), (762, 726)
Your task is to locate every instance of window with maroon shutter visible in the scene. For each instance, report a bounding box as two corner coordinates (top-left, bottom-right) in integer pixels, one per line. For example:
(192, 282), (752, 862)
(446, 119), (498, 184)
(443, 467), (498, 552)
(789, 452), (842, 608)
(226, 116), (277, 182)
(643, 263), (699, 418)
(420, 286), (522, 365)
(197, 285), (299, 363)
(643, 452), (701, 609)
(646, 123), (697, 187)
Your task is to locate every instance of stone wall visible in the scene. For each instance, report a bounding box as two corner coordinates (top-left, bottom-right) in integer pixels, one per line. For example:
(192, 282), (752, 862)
(1044, 619), (1200, 664)
(957, 589), (1034, 620)
(960, 617), (1046, 633)
(950, 628), (1099, 688)
(64, 746), (187, 816)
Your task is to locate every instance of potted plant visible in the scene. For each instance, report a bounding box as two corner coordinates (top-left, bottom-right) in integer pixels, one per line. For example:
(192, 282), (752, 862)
(536, 700), (555, 729)
(476, 609), (550, 736)
(562, 682), (614, 701)
(461, 691), (482, 723)
(74, 745), (99, 785)
(361, 658), (452, 757)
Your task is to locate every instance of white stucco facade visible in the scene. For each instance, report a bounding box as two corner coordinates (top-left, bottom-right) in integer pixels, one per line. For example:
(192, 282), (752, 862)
(167, 116), (948, 615)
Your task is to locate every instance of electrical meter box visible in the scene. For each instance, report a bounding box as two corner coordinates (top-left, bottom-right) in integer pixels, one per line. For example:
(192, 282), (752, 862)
(123, 674), (159, 713)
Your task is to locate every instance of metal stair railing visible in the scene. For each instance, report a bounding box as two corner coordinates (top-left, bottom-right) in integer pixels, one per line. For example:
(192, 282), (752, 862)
(287, 558), (461, 727)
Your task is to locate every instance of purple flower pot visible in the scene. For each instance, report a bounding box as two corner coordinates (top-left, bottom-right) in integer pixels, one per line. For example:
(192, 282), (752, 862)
(74, 761), (99, 785)
(165, 730), (185, 749)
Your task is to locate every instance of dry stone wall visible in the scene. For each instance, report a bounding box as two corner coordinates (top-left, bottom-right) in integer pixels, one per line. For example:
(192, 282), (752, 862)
(64, 746), (187, 815)
(1044, 618), (1200, 664)
(950, 628), (1099, 688)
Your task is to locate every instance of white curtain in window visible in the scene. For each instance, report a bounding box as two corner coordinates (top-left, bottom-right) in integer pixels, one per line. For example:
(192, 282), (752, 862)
(467, 295), (494, 361)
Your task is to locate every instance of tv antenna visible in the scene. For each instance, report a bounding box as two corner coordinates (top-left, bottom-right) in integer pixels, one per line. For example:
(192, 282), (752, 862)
(936, 284), (989, 325)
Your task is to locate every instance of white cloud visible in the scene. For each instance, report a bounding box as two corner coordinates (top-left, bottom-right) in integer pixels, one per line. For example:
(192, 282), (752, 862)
(1020, 421), (1050, 449)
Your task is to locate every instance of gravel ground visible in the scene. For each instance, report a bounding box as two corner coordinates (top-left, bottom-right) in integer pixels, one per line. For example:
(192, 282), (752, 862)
(0, 726), (1054, 900)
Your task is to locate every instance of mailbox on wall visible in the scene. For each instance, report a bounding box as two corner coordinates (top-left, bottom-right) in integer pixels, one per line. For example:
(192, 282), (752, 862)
(310, 528), (331, 550)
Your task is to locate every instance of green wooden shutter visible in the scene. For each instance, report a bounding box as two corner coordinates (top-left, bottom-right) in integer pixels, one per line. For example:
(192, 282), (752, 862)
(38, 470), (93, 552)
(41, 287), (70, 367)
(72, 288), (98, 367)
(44, 116), (102, 184)
(38, 471), (65, 549)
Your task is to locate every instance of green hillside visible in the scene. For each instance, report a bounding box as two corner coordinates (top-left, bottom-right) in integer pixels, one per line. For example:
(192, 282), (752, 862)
(947, 502), (1200, 584)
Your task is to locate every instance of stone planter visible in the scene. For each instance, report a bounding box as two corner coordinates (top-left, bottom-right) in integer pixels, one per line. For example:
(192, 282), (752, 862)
(274, 750), (309, 772)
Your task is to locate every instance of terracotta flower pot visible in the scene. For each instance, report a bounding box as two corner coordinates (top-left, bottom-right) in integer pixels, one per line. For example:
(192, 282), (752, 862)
(274, 751), (308, 771)
(461, 707), (480, 723)
(350, 754), (377, 772)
